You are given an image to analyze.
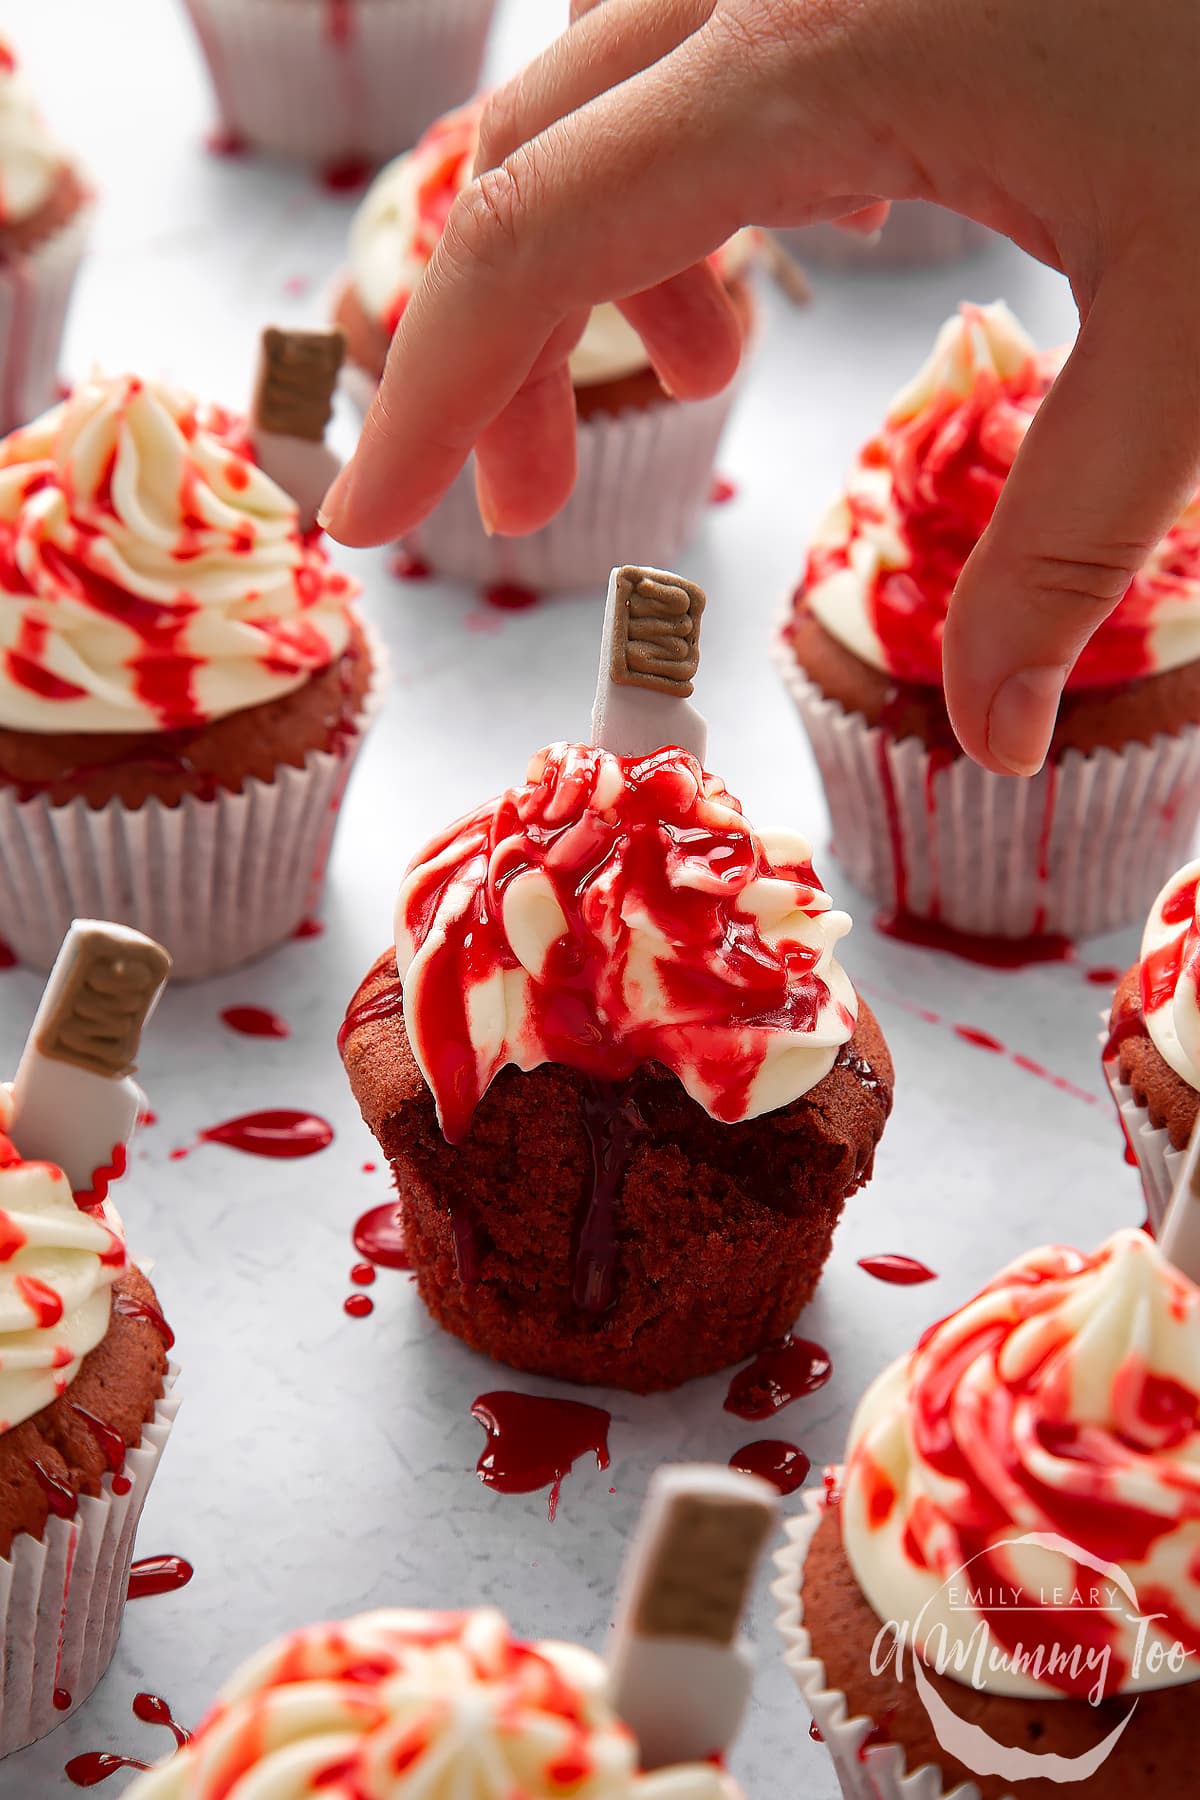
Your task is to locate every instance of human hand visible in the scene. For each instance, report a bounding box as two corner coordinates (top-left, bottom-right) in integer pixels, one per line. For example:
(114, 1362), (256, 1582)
(321, 0), (1200, 776)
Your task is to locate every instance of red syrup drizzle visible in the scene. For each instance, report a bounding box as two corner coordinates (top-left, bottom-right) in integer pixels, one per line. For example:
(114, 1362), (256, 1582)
(352, 1202), (412, 1270)
(67, 1693), (192, 1787)
(1086, 965), (1122, 987)
(30, 1459), (77, 1519)
(709, 474), (738, 505)
(725, 1338), (833, 1422)
(471, 1391), (611, 1522)
(809, 1720), (824, 1743)
(73, 1143), (128, 1210)
(867, 981), (1100, 1107)
(858, 1254), (938, 1286)
(114, 1293), (176, 1350)
(205, 126), (248, 156)
(574, 1079), (647, 1313)
(128, 1555), (193, 1601)
(481, 582), (539, 612)
(874, 908), (1074, 970)
(390, 551), (432, 581)
(729, 1440), (811, 1495)
(294, 916), (324, 940)
(337, 978), (403, 1056)
(198, 1110), (334, 1158)
(0, 937), (15, 969)
(220, 1005), (290, 1039)
(70, 1405), (126, 1478)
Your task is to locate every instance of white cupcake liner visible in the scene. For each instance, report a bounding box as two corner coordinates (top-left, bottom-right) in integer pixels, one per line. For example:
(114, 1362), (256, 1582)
(0, 202), (91, 438)
(392, 384), (741, 593)
(0, 631), (385, 981)
(773, 204), (990, 271)
(0, 1370), (179, 1758)
(1099, 1017), (1187, 1234)
(772, 1487), (1001, 1800)
(181, 0), (496, 164)
(775, 633), (1200, 939)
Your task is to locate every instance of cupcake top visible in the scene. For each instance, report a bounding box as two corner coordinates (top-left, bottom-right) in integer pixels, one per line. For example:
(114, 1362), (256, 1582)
(124, 1606), (736, 1798)
(1140, 857), (1200, 1092)
(841, 1228), (1200, 1698)
(0, 374), (360, 734)
(396, 741), (858, 1143)
(0, 1085), (127, 1433)
(349, 95), (756, 388)
(801, 301), (1200, 690)
(0, 37), (70, 230)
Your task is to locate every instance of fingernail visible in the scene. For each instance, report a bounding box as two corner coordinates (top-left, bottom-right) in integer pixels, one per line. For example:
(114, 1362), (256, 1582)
(986, 665), (1070, 775)
(317, 461), (355, 536)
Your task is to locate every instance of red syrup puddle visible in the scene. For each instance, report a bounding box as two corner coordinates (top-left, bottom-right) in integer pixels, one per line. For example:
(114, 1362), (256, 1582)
(729, 1440), (810, 1495)
(293, 916), (324, 940)
(198, 1110), (334, 1158)
(482, 582), (539, 612)
(344, 1293), (374, 1318)
(205, 126), (247, 156)
(67, 1692), (192, 1785)
(390, 551), (432, 581)
(874, 909), (1075, 970)
(352, 1202), (412, 1270)
(0, 937), (15, 968)
(220, 1005), (290, 1039)
(858, 1254), (937, 1286)
(574, 1079), (647, 1313)
(471, 1391), (611, 1522)
(128, 1555), (193, 1600)
(954, 1024), (1004, 1054)
(321, 157), (373, 193)
(1085, 965), (1122, 987)
(724, 1338), (833, 1422)
(114, 1294), (175, 1350)
(709, 474), (738, 505)
(338, 979), (403, 1056)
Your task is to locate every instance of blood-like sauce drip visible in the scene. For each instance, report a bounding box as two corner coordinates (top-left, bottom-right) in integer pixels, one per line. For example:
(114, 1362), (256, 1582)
(114, 1293), (175, 1350)
(321, 158), (373, 193)
(206, 126), (248, 156)
(66, 1752), (150, 1787)
(809, 1720), (824, 1743)
(0, 937), (15, 969)
(30, 1458), (76, 1519)
(710, 474), (738, 505)
(133, 1693), (190, 1746)
(220, 1005), (290, 1039)
(471, 1391), (611, 1521)
(73, 1143), (128, 1210)
(54, 1688), (72, 1711)
(390, 551), (432, 581)
(17, 1274), (63, 1327)
(337, 979), (403, 1056)
(481, 582), (539, 612)
(128, 1555), (194, 1601)
(352, 1203), (411, 1270)
(729, 1440), (811, 1495)
(874, 909), (1074, 970)
(724, 1338), (833, 1421)
(574, 1079), (647, 1314)
(349, 1262), (376, 1287)
(199, 1110), (334, 1158)
(70, 1405), (126, 1476)
(953, 1024), (1004, 1054)
(858, 1254), (938, 1286)
(344, 1293), (374, 1318)
(1086, 965), (1123, 987)
(294, 916), (324, 940)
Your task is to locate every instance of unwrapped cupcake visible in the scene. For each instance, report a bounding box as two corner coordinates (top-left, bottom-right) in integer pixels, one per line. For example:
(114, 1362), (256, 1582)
(1103, 857), (1200, 1230)
(0, 355), (379, 978)
(0, 37), (91, 435)
(775, 1227), (1200, 1799)
(335, 94), (758, 590)
(0, 921), (177, 1756)
(778, 301), (1200, 943)
(180, 0), (497, 169)
(341, 566), (892, 1391)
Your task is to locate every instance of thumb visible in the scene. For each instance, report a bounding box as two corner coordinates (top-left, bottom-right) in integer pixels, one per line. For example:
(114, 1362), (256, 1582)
(943, 250), (1200, 775)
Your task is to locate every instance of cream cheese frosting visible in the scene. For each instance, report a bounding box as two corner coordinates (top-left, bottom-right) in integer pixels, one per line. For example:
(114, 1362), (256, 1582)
(124, 1607), (737, 1798)
(396, 741), (858, 1143)
(0, 1085), (126, 1434)
(801, 301), (1200, 690)
(841, 1229), (1200, 1699)
(1139, 858), (1200, 1091)
(0, 38), (68, 230)
(348, 94), (756, 388)
(0, 374), (359, 734)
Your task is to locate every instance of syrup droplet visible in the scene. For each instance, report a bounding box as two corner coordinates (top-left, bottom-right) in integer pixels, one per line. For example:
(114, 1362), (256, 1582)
(219, 1005), (290, 1039)
(858, 1254), (938, 1286)
(54, 1688), (72, 1711)
(390, 551), (432, 581)
(1085, 965), (1122, 987)
(729, 1440), (810, 1495)
(472, 1391), (611, 1522)
(293, 916), (324, 940)
(809, 1720), (824, 1743)
(349, 1262), (376, 1287)
(0, 937), (15, 969)
(724, 1338), (832, 1421)
(352, 1203), (412, 1270)
(344, 1293), (374, 1318)
(481, 582), (538, 612)
(198, 1110), (333, 1158)
(128, 1555), (194, 1601)
(709, 474), (738, 505)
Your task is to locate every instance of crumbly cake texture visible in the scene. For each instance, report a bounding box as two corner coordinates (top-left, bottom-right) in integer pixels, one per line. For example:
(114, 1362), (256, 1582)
(342, 951), (894, 1392)
(787, 601), (1200, 757)
(0, 1264), (168, 1558)
(1113, 962), (1200, 1151)
(0, 619), (373, 808)
(800, 1503), (1193, 1800)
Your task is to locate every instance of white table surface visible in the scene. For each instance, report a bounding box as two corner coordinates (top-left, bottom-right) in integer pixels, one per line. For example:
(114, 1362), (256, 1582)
(0, 4), (1160, 1795)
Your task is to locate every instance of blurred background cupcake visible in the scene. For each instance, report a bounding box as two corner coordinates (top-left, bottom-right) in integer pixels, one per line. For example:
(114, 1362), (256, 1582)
(179, 0), (497, 174)
(1103, 857), (1200, 1230)
(774, 201), (989, 272)
(775, 1228), (1200, 1798)
(334, 93), (759, 591)
(0, 367), (379, 978)
(0, 36), (91, 436)
(777, 300), (1200, 945)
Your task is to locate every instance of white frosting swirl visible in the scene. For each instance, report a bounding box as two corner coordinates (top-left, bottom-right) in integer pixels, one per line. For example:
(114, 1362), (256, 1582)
(0, 1088), (127, 1434)
(124, 1608), (737, 1799)
(0, 375), (358, 733)
(348, 96), (755, 387)
(0, 39), (67, 229)
(842, 1230), (1200, 1698)
(1140, 858), (1200, 1091)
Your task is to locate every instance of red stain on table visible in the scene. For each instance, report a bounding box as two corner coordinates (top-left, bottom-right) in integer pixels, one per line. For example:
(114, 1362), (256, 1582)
(343, 1292), (374, 1318)
(874, 909), (1075, 970)
(352, 1202), (412, 1270)
(472, 1391), (611, 1521)
(481, 582), (538, 612)
(0, 937), (15, 969)
(199, 1110), (334, 1158)
(128, 1555), (193, 1601)
(1085, 965), (1122, 987)
(858, 1254), (938, 1286)
(390, 551), (432, 581)
(220, 1005), (290, 1039)
(67, 1692), (191, 1786)
(953, 1024), (1004, 1054)
(293, 916), (324, 940)
(709, 474), (738, 505)
(724, 1337), (832, 1421)
(729, 1439), (811, 1494)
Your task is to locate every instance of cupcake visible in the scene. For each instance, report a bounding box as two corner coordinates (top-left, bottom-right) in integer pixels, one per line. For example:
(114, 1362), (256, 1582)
(775, 1228), (1200, 1799)
(180, 0), (497, 171)
(0, 921), (177, 1755)
(775, 202), (989, 271)
(124, 1463), (775, 1794)
(335, 94), (758, 590)
(1103, 858), (1200, 1230)
(0, 37), (91, 436)
(0, 365), (379, 978)
(342, 565), (892, 1392)
(777, 301), (1200, 943)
